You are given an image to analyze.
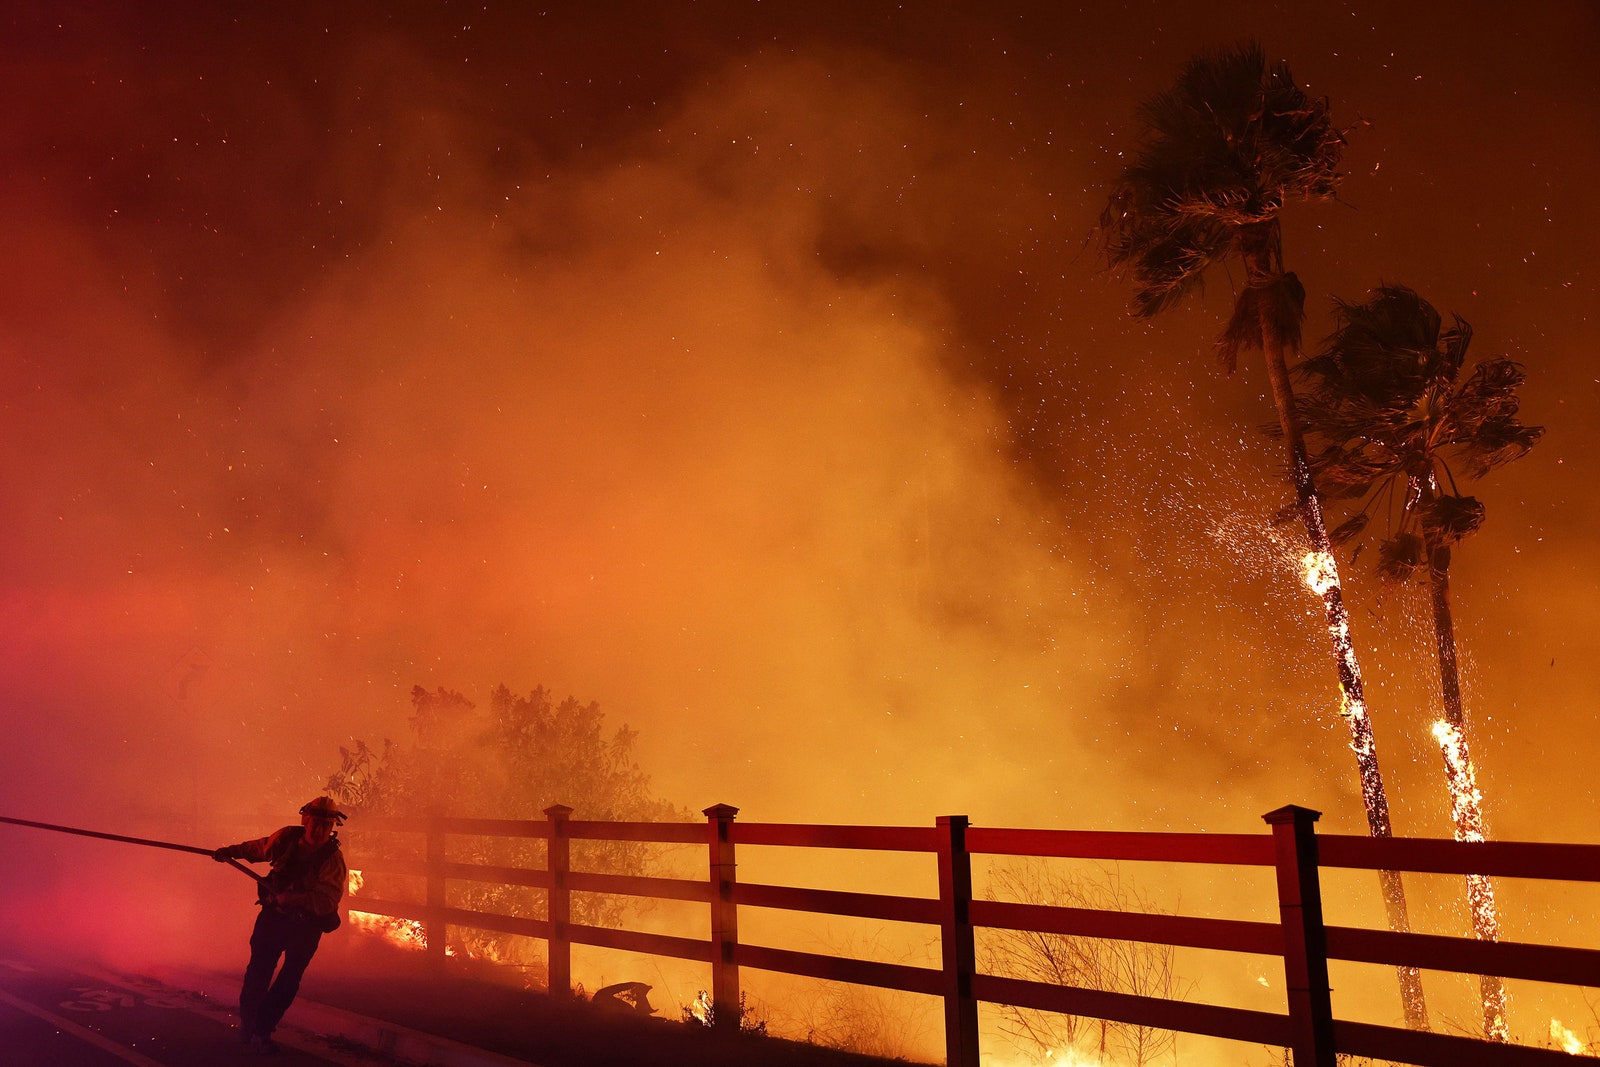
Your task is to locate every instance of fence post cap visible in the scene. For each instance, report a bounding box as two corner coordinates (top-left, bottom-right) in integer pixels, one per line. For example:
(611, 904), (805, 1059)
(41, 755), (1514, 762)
(702, 804), (740, 819)
(543, 804), (574, 818)
(1262, 805), (1322, 825)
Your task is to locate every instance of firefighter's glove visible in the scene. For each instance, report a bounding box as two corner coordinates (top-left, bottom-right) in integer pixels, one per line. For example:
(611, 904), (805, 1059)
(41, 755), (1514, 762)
(211, 847), (233, 863)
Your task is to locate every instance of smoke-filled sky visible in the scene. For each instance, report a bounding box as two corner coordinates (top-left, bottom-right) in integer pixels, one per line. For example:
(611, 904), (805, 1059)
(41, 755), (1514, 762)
(2, 0), (1597, 866)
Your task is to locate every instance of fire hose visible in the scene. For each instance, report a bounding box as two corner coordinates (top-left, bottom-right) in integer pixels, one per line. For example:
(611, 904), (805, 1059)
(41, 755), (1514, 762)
(0, 814), (264, 885)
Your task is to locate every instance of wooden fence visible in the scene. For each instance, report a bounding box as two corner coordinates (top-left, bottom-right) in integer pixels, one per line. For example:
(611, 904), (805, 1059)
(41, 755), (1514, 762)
(342, 803), (1600, 1067)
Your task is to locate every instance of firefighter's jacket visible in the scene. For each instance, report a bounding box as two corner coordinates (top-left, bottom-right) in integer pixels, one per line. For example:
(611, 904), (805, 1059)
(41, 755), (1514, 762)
(223, 825), (346, 923)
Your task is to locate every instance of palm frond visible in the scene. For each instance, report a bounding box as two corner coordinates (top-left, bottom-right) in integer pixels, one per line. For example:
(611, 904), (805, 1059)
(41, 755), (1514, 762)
(1099, 190), (1232, 315)
(1445, 358), (1544, 476)
(1308, 444), (1400, 499)
(1422, 494), (1486, 546)
(1313, 285), (1439, 406)
(1438, 313), (1473, 379)
(1100, 40), (1344, 316)
(1217, 285), (1265, 370)
(1293, 283), (1540, 571)
(1377, 533), (1426, 583)
(1216, 272), (1305, 372)
(1329, 512), (1371, 547)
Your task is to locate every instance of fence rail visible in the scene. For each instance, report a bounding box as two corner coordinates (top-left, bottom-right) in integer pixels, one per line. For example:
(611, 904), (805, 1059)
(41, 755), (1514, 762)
(342, 804), (1600, 1067)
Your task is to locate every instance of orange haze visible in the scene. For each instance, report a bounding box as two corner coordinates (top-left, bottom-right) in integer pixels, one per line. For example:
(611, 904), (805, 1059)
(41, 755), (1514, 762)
(1, 2), (1597, 1052)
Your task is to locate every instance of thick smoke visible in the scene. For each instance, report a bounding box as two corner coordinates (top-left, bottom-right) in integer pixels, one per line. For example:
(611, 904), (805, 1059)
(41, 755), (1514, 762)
(1, 4), (1597, 1045)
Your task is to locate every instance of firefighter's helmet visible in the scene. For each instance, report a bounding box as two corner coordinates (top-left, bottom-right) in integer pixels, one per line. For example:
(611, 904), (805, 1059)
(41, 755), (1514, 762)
(300, 796), (347, 825)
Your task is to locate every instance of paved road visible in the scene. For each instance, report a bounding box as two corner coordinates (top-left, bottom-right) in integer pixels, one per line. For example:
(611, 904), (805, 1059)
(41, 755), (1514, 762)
(0, 937), (920, 1067)
(0, 950), (401, 1067)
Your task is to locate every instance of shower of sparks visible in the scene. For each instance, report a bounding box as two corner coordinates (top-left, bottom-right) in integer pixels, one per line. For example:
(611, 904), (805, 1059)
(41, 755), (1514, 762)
(1200, 509), (1430, 1026)
(1298, 548), (1428, 1029)
(1204, 509), (1318, 606)
(0, 9), (1591, 1061)
(1433, 720), (1511, 1041)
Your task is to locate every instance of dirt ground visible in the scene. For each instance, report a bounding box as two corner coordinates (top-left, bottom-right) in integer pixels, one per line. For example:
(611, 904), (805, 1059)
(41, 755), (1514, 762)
(296, 934), (935, 1067)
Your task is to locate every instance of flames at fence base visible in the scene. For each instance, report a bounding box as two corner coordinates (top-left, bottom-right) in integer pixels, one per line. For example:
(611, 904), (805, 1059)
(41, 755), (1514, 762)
(687, 990), (712, 1027)
(329, 814), (1600, 1066)
(1550, 1018), (1586, 1055)
(345, 869), (430, 954)
(347, 910), (431, 951)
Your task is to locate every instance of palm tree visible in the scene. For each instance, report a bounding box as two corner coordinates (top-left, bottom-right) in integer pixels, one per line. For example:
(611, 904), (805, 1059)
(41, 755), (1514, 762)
(1297, 284), (1543, 1041)
(1099, 41), (1429, 1028)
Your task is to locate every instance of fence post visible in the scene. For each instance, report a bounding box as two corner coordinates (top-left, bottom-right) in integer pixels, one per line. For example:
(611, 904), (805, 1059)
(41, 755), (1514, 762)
(1264, 805), (1335, 1067)
(425, 812), (447, 969)
(544, 804), (574, 997)
(936, 815), (979, 1067)
(705, 803), (740, 1033)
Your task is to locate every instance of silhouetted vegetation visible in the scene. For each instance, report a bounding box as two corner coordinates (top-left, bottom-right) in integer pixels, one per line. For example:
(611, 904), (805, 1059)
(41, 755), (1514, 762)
(327, 683), (689, 964)
(981, 861), (1186, 1066)
(1294, 283), (1543, 1039)
(1099, 40), (1427, 1028)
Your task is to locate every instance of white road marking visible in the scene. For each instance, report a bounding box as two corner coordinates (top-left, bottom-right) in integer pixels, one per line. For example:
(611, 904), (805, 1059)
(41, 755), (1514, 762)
(0, 986), (168, 1067)
(75, 964), (429, 1067)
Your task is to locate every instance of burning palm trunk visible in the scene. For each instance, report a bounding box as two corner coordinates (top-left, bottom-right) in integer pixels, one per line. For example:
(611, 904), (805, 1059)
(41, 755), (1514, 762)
(1433, 717), (1510, 1040)
(1252, 244), (1426, 1031)
(1301, 546), (1428, 1030)
(1426, 529), (1510, 1041)
(1433, 710), (1504, 1043)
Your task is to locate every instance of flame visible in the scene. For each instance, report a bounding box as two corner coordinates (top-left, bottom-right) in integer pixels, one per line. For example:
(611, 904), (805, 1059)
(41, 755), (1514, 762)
(977, 1050), (1108, 1067)
(1302, 550), (1338, 596)
(1551, 1018), (1586, 1055)
(348, 910), (430, 951)
(343, 867), (516, 965)
(1296, 543), (1427, 1028)
(1432, 720), (1510, 1040)
(345, 868), (429, 952)
(1432, 721), (1487, 842)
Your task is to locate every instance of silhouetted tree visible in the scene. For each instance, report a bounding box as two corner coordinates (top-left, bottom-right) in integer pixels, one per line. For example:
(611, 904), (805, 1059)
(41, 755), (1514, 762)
(327, 683), (688, 972)
(1099, 41), (1427, 1027)
(1297, 284), (1543, 1040)
(982, 861), (1186, 1066)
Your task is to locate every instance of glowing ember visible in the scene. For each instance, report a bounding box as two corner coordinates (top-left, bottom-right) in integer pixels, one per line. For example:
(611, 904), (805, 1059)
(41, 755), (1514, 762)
(1432, 720), (1510, 1041)
(1301, 550), (1338, 596)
